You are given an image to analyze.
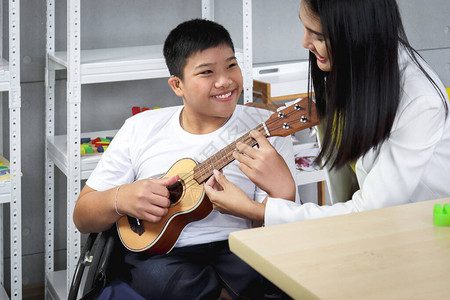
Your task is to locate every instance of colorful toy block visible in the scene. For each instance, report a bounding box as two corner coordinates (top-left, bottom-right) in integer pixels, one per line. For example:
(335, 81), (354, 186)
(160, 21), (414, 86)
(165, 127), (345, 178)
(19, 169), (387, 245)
(81, 136), (114, 156)
(433, 204), (450, 226)
(0, 156), (13, 181)
(92, 137), (110, 147)
(132, 106), (141, 116)
(0, 162), (9, 176)
(81, 144), (94, 155)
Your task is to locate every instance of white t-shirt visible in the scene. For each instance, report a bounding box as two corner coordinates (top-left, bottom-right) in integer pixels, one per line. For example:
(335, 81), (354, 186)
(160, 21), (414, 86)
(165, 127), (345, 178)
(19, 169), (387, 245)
(87, 104), (297, 247)
(265, 49), (450, 225)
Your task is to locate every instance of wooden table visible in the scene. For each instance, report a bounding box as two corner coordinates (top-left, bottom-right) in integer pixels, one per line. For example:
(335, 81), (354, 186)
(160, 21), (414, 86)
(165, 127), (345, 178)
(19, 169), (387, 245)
(229, 199), (450, 300)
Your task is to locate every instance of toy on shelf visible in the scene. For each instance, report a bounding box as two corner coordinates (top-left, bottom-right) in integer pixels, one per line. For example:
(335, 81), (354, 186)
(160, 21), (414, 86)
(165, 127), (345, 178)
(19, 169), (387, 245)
(294, 144), (321, 172)
(132, 106), (162, 116)
(433, 204), (450, 226)
(80, 136), (114, 156)
(0, 157), (10, 181)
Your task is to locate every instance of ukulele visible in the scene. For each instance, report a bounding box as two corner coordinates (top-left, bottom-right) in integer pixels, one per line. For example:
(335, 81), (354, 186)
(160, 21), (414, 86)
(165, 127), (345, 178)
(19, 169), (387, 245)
(116, 97), (320, 254)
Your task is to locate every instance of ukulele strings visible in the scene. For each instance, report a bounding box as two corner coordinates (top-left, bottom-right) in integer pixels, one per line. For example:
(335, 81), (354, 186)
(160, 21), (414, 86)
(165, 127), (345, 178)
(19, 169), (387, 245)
(173, 130), (256, 188)
(173, 107), (305, 191)
(175, 127), (263, 192)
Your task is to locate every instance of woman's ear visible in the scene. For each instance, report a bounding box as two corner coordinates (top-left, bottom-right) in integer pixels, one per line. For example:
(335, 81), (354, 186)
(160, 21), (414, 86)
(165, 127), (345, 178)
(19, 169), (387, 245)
(168, 76), (183, 97)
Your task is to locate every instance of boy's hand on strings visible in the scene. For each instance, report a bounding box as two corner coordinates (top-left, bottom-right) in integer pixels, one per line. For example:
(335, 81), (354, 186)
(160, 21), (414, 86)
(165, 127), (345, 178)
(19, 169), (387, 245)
(233, 130), (296, 201)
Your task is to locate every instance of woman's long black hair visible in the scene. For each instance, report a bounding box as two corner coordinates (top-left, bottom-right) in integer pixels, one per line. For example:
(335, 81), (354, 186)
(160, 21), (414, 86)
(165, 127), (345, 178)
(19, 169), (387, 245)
(303, 0), (448, 170)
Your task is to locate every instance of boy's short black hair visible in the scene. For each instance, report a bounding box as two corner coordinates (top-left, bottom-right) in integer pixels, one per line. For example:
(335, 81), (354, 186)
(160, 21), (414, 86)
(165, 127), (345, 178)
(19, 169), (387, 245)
(163, 18), (235, 80)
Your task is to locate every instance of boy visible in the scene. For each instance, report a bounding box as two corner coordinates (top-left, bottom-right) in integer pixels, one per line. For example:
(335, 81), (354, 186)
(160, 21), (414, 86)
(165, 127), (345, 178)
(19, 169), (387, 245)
(74, 19), (297, 299)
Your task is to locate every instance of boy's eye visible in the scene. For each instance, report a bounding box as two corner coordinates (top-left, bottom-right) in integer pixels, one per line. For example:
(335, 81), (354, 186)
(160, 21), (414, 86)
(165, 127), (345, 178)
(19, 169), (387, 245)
(228, 62), (238, 69)
(199, 70), (212, 75)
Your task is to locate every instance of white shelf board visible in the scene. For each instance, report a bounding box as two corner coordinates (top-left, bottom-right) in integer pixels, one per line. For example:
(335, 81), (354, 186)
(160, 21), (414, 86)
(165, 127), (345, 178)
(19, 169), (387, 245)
(0, 285), (9, 300)
(47, 130), (118, 180)
(46, 269), (67, 300)
(49, 45), (169, 84)
(252, 61), (309, 98)
(296, 169), (326, 186)
(49, 45), (244, 85)
(0, 58), (10, 91)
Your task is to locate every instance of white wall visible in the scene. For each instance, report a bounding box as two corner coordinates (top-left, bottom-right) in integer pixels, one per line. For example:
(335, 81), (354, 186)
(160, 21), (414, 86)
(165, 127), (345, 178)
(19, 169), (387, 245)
(1, 0), (449, 290)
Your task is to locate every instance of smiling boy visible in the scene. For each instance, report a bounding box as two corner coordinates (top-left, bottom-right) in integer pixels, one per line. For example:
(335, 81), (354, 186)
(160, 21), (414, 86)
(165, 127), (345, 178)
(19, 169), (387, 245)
(74, 19), (297, 299)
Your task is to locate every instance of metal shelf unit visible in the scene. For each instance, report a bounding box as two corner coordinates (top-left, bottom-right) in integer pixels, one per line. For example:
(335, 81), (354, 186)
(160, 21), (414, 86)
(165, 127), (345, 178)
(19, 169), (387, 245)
(44, 1), (252, 298)
(0, 0), (22, 299)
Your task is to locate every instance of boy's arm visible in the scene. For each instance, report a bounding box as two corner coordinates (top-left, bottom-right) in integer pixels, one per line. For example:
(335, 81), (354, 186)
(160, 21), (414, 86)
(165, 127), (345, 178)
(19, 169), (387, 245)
(74, 185), (123, 234)
(73, 176), (178, 234)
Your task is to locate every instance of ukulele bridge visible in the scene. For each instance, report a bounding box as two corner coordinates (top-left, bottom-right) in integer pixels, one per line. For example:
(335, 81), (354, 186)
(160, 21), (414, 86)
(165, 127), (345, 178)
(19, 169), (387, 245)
(128, 216), (145, 236)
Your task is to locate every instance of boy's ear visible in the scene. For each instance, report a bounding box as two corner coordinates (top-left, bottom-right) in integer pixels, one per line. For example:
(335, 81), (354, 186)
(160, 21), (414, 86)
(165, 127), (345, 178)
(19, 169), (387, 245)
(168, 76), (183, 97)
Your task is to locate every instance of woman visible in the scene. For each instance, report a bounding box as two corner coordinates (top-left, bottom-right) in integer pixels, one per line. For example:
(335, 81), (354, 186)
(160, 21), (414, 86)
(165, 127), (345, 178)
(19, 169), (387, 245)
(205, 0), (450, 226)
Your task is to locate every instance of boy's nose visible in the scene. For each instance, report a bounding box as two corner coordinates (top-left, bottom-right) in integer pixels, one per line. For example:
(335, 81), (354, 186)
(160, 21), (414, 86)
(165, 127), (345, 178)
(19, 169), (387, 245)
(215, 75), (232, 88)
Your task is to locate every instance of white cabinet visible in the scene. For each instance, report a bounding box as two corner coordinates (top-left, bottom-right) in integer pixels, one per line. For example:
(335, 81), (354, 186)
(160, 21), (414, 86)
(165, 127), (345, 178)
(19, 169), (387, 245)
(44, 1), (252, 298)
(0, 0), (22, 299)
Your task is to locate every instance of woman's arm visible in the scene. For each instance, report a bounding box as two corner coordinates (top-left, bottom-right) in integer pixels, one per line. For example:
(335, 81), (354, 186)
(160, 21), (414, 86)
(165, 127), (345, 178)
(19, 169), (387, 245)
(205, 170), (266, 222)
(205, 130), (296, 221)
(234, 130), (296, 201)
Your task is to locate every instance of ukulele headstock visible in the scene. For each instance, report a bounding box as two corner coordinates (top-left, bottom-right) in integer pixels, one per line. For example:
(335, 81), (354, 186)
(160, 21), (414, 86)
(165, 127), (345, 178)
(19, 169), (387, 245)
(264, 97), (321, 137)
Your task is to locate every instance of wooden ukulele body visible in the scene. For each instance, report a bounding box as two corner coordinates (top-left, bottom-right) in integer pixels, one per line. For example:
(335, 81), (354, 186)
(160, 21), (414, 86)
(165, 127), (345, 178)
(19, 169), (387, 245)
(116, 158), (212, 254)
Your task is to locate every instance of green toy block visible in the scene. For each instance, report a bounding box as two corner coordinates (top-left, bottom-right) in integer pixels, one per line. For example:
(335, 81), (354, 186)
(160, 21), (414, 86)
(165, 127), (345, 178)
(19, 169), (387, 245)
(433, 204), (450, 226)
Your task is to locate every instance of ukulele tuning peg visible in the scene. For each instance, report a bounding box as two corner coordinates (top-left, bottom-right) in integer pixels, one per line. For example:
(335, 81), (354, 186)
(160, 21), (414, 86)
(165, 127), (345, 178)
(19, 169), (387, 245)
(283, 122), (290, 129)
(301, 115), (308, 123)
(294, 104), (302, 110)
(278, 111), (285, 118)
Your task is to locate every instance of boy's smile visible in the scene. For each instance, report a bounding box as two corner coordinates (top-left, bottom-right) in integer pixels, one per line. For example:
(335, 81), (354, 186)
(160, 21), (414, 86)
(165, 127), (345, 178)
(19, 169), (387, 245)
(213, 90), (233, 100)
(169, 44), (243, 134)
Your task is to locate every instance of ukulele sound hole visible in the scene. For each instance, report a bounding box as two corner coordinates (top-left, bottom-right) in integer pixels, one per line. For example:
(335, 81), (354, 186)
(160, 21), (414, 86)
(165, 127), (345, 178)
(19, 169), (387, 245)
(168, 180), (184, 204)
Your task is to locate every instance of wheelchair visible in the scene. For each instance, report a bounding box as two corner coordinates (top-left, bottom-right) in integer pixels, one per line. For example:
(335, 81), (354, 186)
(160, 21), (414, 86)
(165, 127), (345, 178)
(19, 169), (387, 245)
(68, 227), (125, 300)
